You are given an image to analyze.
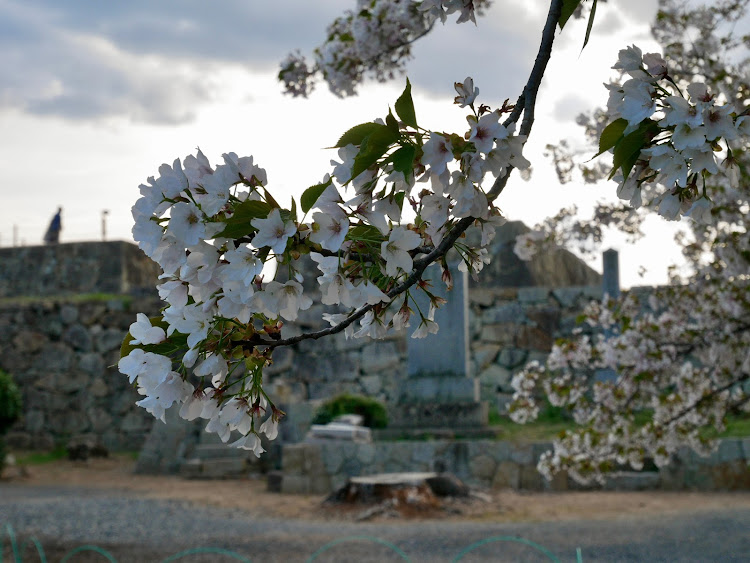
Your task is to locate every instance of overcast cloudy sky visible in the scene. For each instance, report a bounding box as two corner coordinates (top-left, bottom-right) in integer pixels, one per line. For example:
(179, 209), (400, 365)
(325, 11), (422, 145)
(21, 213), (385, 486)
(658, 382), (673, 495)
(0, 0), (680, 287)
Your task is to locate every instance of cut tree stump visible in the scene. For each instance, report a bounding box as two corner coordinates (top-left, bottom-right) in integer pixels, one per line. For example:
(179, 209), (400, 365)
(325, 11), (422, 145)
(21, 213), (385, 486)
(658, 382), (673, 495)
(327, 472), (469, 506)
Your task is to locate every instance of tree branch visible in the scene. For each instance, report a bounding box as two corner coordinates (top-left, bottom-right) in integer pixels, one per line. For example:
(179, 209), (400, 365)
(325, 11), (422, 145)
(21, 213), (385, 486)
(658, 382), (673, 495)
(257, 0), (564, 350)
(658, 373), (750, 429)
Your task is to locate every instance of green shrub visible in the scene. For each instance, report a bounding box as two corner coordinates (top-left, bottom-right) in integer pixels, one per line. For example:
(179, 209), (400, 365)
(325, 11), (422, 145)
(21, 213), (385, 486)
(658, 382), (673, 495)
(0, 369), (23, 473)
(312, 394), (388, 429)
(0, 369), (22, 434)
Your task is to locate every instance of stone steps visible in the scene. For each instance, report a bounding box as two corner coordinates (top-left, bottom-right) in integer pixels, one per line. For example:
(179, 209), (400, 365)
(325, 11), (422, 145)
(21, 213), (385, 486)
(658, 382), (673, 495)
(603, 471), (661, 491)
(180, 456), (250, 479)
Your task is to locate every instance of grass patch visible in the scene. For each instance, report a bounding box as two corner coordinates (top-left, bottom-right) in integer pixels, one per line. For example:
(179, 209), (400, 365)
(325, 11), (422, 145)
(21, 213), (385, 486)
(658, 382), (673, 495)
(490, 408), (750, 443)
(722, 415), (750, 437)
(705, 413), (750, 439)
(14, 448), (141, 465)
(489, 403), (574, 442)
(16, 446), (68, 465)
(490, 418), (572, 442)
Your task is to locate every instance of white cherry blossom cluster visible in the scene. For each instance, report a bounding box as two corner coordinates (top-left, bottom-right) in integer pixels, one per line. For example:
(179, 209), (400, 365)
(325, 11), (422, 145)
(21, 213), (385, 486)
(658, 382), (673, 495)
(279, 0), (490, 97)
(603, 45), (748, 222)
(509, 281), (750, 484)
(120, 79), (529, 453)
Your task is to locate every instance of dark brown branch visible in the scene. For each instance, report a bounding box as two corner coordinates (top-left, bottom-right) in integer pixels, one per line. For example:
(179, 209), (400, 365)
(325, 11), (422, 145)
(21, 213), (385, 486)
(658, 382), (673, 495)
(519, 0), (563, 137)
(314, 245), (435, 262)
(256, 0), (565, 350)
(658, 373), (750, 429)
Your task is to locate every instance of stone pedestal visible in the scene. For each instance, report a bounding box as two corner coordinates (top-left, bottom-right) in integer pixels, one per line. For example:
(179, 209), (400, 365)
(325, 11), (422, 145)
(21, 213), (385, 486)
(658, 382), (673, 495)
(393, 262), (488, 430)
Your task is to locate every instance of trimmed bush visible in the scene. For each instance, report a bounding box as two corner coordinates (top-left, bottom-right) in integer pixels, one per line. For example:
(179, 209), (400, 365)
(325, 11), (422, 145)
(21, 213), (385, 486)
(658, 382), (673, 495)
(312, 393), (388, 429)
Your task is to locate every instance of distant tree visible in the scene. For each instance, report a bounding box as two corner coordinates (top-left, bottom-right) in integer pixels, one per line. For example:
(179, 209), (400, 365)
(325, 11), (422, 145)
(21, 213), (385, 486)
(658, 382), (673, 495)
(508, 0), (750, 483)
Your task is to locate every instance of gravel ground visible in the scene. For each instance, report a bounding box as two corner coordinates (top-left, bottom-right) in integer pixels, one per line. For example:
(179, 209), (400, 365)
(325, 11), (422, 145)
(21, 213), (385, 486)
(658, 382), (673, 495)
(2, 484), (750, 562)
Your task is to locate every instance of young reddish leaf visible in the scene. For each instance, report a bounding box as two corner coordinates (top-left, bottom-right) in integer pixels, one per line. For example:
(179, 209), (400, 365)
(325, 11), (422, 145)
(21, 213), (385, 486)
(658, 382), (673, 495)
(263, 188), (281, 210)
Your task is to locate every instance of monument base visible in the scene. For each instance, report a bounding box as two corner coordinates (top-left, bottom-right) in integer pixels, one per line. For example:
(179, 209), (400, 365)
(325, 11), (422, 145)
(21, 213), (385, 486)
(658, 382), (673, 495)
(374, 425), (497, 440)
(399, 375), (479, 403)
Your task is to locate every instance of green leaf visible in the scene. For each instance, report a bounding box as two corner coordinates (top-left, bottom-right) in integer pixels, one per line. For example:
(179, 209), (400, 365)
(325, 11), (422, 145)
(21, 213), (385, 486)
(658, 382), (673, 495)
(279, 208), (295, 224)
(301, 177), (333, 214)
(350, 124), (399, 181)
(120, 330), (137, 360)
(256, 247), (270, 262)
(610, 121), (658, 180)
(216, 200), (271, 239)
(559, 0), (583, 29)
(390, 145), (416, 175)
(393, 191), (406, 211)
(598, 118), (628, 156)
(263, 188), (281, 210)
(582, 0), (598, 51)
(395, 78), (418, 129)
(148, 332), (188, 356)
(347, 224), (384, 243)
(386, 110), (399, 134)
(334, 122), (381, 148)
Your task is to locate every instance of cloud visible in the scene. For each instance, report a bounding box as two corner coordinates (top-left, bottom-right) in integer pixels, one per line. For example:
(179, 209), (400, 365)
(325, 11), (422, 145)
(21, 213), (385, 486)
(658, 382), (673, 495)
(0, 0), (657, 124)
(552, 93), (592, 121)
(0, 2), (216, 123)
(407, 4), (540, 101)
(0, 0), (345, 123)
(8, 0), (346, 64)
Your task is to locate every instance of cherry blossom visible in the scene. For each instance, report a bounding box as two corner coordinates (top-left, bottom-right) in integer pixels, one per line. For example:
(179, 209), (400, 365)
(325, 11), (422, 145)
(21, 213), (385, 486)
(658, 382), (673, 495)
(381, 226), (422, 277)
(251, 208), (296, 254)
(128, 314), (166, 346)
(118, 0), (749, 462)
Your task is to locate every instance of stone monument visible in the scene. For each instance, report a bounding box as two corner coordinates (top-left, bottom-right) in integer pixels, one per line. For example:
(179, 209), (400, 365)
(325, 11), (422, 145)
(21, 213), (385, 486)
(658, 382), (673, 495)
(388, 261), (489, 435)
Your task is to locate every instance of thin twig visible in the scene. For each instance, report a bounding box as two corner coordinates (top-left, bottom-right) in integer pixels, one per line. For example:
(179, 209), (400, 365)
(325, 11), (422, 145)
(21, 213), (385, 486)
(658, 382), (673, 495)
(658, 373), (750, 428)
(257, 0), (565, 349)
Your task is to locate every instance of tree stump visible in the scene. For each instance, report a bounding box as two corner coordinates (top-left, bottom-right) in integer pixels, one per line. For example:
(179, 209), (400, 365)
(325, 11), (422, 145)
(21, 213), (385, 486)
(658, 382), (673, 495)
(327, 472), (469, 506)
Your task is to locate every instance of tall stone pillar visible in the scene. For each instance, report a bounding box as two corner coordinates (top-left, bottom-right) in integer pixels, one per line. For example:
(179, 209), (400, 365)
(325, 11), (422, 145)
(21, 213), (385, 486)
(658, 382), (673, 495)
(390, 262), (488, 431)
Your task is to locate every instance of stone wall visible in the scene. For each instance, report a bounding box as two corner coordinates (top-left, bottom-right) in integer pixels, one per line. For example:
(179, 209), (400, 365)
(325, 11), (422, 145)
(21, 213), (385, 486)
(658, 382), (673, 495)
(469, 285), (605, 411)
(263, 220), (605, 415)
(0, 295), (162, 450)
(0, 237), (612, 454)
(263, 284), (608, 420)
(280, 438), (750, 494)
(265, 317), (408, 407)
(0, 241), (160, 298)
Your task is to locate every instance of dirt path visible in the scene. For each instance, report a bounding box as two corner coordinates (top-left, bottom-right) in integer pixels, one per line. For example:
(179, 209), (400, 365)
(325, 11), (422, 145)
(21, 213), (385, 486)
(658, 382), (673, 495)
(6, 455), (750, 523)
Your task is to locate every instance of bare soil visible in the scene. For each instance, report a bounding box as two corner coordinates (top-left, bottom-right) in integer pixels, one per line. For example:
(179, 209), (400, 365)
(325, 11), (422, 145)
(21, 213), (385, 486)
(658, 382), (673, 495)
(5, 454), (750, 523)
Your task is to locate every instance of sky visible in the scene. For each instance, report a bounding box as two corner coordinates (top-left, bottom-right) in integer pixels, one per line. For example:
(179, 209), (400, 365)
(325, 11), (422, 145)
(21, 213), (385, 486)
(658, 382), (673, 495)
(0, 0), (685, 288)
